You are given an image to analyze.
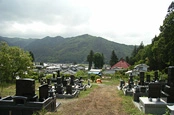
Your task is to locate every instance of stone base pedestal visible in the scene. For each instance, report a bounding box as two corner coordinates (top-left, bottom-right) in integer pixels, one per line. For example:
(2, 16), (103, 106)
(122, 88), (133, 96)
(139, 97), (167, 115)
(167, 105), (174, 115)
(133, 92), (147, 102)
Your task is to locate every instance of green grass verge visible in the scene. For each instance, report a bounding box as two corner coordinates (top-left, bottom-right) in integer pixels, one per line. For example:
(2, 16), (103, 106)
(78, 83), (98, 98)
(0, 82), (40, 97)
(117, 87), (145, 115)
(0, 83), (16, 97)
(101, 77), (120, 85)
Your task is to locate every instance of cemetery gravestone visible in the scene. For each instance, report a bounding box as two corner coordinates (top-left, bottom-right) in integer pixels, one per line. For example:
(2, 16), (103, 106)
(63, 80), (67, 87)
(47, 78), (51, 85)
(66, 85), (72, 94)
(56, 85), (63, 94)
(16, 78), (37, 101)
(145, 74), (150, 85)
(162, 66), (174, 103)
(128, 75), (134, 89)
(153, 71), (159, 82)
(39, 84), (49, 101)
(57, 70), (60, 77)
(146, 75), (150, 82)
(168, 66), (174, 86)
(57, 77), (62, 85)
(139, 72), (145, 85)
(62, 75), (65, 82)
(70, 75), (75, 85)
(53, 73), (56, 78)
(119, 80), (125, 89)
(148, 82), (161, 101)
(54, 83), (57, 90)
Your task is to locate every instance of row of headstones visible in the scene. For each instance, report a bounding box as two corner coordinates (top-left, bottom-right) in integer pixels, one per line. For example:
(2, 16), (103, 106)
(53, 71), (83, 94)
(54, 76), (71, 94)
(131, 66), (174, 103)
(120, 71), (159, 90)
(133, 71), (159, 86)
(146, 66), (174, 102)
(16, 77), (76, 102)
(40, 70), (76, 86)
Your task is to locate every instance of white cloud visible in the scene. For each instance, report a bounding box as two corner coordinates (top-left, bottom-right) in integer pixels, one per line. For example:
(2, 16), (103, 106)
(0, 0), (173, 45)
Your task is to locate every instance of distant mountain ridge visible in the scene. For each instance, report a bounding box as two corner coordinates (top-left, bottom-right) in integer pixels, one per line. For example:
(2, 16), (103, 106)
(0, 34), (134, 63)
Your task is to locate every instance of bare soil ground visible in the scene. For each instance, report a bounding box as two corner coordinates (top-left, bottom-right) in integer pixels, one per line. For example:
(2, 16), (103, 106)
(49, 82), (128, 115)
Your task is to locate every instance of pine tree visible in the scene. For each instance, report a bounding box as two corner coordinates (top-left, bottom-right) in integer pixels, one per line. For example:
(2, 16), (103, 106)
(109, 50), (118, 67)
(87, 50), (94, 70)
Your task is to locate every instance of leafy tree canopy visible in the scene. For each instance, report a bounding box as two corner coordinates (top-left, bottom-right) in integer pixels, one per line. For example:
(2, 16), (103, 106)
(93, 52), (104, 69)
(0, 42), (33, 83)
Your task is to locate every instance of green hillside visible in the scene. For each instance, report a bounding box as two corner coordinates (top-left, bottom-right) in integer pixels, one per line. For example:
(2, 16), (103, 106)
(0, 34), (134, 63)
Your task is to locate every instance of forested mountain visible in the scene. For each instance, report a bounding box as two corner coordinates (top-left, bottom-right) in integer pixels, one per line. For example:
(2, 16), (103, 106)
(0, 34), (134, 63)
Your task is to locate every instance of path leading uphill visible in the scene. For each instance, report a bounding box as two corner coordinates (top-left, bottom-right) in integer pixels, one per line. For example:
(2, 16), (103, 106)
(50, 82), (128, 115)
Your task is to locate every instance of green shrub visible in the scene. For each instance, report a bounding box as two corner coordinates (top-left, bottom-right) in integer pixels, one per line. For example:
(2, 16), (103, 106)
(29, 75), (38, 80)
(91, 75), (95, 82)
(95, 75), (101, 79)
(75, 70), (88, 80)
(45, 74), (52, 79)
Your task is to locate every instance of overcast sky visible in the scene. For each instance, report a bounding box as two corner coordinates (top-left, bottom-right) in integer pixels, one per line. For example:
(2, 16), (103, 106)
(0, 0), (173, 45)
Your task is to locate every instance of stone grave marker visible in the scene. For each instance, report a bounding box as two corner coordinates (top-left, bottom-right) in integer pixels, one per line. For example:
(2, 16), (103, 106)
(56, 85), (63, 94)
(139, 72), (145, 85)
(53, 73), (56, 78)
(168, 66), (174, 86)
(162, 66), (174, 103)
(146, 74), (150, 82)
(153, 70), (159, 82)
(47, 78), (51, 85)
(119, 80), (125, 89)
(57, 70), (60, 77)
(70, 75), (75, 85)
(39, 84), (49, 101)
(63, 80), (67, 87)
(62, 75), (65, 82)
(66, 85), (72, 94)
(57, 77), (62, 85)
(16, 78), (37, 101)
(148, 82), (161, 101)
(128, 75), (134, 89)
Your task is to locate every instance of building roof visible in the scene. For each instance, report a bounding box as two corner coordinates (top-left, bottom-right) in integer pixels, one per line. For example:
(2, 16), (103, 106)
(134, 64), (149, 69)
(111, 59), (130, 69)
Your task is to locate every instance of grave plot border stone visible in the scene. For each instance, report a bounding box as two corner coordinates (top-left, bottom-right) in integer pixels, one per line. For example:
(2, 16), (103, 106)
(139, 97), (167, 115)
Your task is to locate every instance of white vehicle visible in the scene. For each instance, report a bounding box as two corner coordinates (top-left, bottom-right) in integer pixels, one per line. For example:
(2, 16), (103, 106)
(45, 66), (60, 73)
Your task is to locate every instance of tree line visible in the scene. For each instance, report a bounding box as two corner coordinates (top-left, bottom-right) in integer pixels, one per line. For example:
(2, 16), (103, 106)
(87, 50), (118, 70)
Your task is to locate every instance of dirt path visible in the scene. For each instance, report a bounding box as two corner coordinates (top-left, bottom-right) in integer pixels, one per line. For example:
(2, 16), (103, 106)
(52, 83), (128, 115)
